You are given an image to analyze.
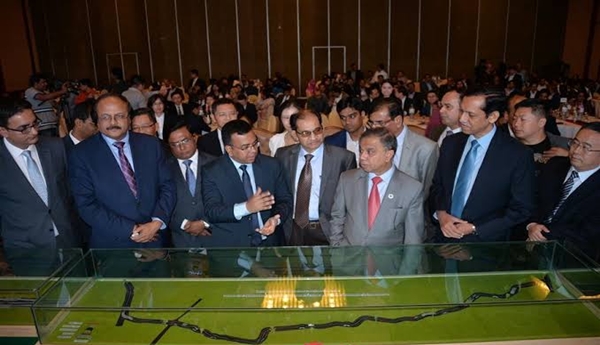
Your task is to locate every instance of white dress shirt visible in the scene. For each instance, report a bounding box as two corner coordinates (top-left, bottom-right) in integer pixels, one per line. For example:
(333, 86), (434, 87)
(437, 126), (462, 147)
(393, 125), (408, 169)
(217, 129), (225, 154)
(155, 113), (165, 140)
(69, 131), (81, 145)
(294, 145), (324, 221)
(566, 165), (600, 198)
(346, 131), (362, 164)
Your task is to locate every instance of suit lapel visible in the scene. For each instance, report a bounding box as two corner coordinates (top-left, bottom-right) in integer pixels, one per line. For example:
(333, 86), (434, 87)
(0, 141), (45, 205)
(356, 170), (369, 231)
(129, 133), (145, 198)
(288, 145), (300, 198)
(37, 143), (54, 202)
(319, 146), (333, 200)
(399, 129), (413, 173)
(448, 134), (469, 187)
(560, 168), (600, 214)
(97, 134), (137, 199)
(464, 131), (498, 209)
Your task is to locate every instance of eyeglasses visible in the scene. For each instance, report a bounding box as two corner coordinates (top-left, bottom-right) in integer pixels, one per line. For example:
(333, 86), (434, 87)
(4, 119), (41, 134)
(296, 127), (324, 138)
(339, 112), (359, 122)
(367, 118), (393, 127)
(99, 114), (128, 122)
(132, 123), (156, 131)
(229, 140), (260, 151)
(169, 137), (193, 148)
(568, 139), (600, 154)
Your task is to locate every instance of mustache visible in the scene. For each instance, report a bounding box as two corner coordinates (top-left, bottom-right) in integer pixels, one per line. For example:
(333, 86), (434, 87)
(107, 126), (122, 130)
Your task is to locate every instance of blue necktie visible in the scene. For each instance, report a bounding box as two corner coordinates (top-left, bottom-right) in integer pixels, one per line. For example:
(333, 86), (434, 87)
(22, 150), (48, 205)
(451, 139), (480, 218)
(183, 160), (196, 196)
(240, 165), (262, 246)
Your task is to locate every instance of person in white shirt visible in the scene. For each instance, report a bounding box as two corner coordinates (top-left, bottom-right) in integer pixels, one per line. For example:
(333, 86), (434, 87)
(438, 90), (463, 147)
(64, 101), (97, 151)
(121, 75), (147, 110)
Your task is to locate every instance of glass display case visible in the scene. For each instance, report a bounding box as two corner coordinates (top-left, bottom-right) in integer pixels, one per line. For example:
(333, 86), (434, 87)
(0, 247), (83, 337)
(32, 242), (600, 345)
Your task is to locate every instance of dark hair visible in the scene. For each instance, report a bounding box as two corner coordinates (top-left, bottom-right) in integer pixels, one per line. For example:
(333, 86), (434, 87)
(222, 119), (253, 146)
(463, 88), (507, 118)
(190, 69), (199, 75)
(167, 120), (192, 141)
(29, 73), (46, 86)
(71, 100), (96, 129)
(79, 78), (93, 87)
(371, 98), (403, 119)
(237, 93), (247, 101)
(290, 109), (322, 131)
(336, 97), (363, 113)
(580, 122), (600, 135)
(147, 94), (167, 111)
(514, 99), (546, 119)
(395, 86), (408, 95)
(211, 97), (236, 115)
(94, 93), (131, 117)
(360, 128), (397, 154)
(131, 108), (156, 123)
(130, 75), (145, 87)
(0, 98), (33, 127)
(111, 67), (123, 80)
(171, 89), (184, 99)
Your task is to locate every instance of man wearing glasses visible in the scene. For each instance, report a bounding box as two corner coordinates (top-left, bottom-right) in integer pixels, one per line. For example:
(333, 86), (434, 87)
(527, 123), (600, 261)
(68, 94), (176, 248)
(275, 109), (356, 246)
(197, 98), (238, 156)
(0, 98), (81, 249)
(167, 121), (215, 248)
(202, 120), (293, 247)
(325, 97), (367, 164)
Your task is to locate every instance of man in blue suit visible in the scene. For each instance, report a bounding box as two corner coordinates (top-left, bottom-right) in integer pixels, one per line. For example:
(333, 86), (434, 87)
(430, 88), (535, 242)
(202, 120), (293, 247)
(69, 94), (176, 248)
(324, 97), (366, 164)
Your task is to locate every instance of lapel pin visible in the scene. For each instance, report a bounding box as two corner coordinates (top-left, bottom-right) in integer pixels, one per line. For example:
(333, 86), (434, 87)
(388, 194), (394, 199)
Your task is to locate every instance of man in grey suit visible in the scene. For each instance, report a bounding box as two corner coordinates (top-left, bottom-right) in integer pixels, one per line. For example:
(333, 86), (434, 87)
(330, 128), (424, 246)
(368, 98), (438, 199)
(167, 121), (215, 247)
(0, 98), (81, 249)
(276, 109), (356, 245)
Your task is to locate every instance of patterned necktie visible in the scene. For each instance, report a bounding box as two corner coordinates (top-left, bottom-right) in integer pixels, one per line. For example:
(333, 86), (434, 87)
(446, 130), (454, 137)
(183, 160), (196, 196)
(544, 170), (579, 224)
(240, 165), (262, 245)
(368, 176), (383, 230)
(451, 139), (480, 218)
(294, 154), (313, 229)
(21, 150), (48, 205)
(113, 142), (138, 198)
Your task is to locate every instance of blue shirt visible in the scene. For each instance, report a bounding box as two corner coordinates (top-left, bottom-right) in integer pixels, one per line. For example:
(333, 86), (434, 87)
(101, 132), (135, 172)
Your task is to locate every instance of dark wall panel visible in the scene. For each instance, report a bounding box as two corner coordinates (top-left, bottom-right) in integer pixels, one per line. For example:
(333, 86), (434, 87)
(238, 0), (268, 80)
(505, 0), (536, 70)
(206, 0), (237, 78)
(360, 0), (387, 75)
(29, 0), (52, 75)
(330, 0), (359, 75)
(147, 0), (179, 82)
(117, 0), (152, 82)
(478, 0), (509, 66)
(89, 0), (120, 85)
(178, 0), (210, 81)
(300, 0), (328, 85)
(533, 0), (569, 72)
(390, 0), (419, 78)
(448, 0), (478, 77)
(420, 0), (449, 77)
(269, 0), (299, 89)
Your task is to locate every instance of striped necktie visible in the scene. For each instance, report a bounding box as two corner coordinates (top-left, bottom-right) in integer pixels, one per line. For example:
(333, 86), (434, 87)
(544, 170), (579, 224)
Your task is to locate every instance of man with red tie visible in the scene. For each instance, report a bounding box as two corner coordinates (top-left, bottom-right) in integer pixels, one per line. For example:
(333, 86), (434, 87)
(329, 128), (424, 246)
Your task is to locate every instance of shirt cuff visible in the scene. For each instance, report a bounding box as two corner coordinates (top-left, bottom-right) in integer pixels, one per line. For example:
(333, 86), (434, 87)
(234, 202), (251, 220)
(152, 217), (167, 230)
(180, 219), (189, 230)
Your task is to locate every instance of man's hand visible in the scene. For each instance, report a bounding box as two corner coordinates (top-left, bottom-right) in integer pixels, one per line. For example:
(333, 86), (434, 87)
(183, 220), (211, 236)
(437, 211), (467, 239)
(131, 220), (161, 243)
(257, 214), (280, 236)
(527, 222), (550, 242)
(246, 187), (275, 214)
(542, 147), (569, 162)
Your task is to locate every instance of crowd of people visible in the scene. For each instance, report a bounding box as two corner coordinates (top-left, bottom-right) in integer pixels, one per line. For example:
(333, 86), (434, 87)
(0, 59), (599, 266)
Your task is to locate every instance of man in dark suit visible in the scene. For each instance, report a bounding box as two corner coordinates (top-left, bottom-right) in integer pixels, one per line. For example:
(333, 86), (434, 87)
(346, 63), (364, 84)
(167, 121), (216, 247)
(63, 100), (97, 152)
(202, 120), (293, 247)
(431, 88), (536, 242)
(0, 98), (81, 249)
(170, 89), (193, 117)
(527, 123), (600, 261)
(197, 98), (238, 156)
(325, 97), (366, 164)
(274, 86), (295, 117)
(69, 94), (176, 248)
(275, 109), (356, 245)
(236, 94), (257, 124)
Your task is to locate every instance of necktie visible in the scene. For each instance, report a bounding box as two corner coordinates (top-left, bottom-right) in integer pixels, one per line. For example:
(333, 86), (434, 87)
(113, 142), (138, 198)
(446, 130), (454, 137)
(294, 154), (313, 229)
(177, 105), (183, 116)
(544, 170), (579, 224)
(183, 160), (196, 196)
(368, 176), (383, 230)
(240, 165), (262, 246)
(451, 139), (480, 218)
(21, 150), (48, 205)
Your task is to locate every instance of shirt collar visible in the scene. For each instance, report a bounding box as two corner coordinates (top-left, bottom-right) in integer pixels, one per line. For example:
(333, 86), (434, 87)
(178, 149), (199, 166)
(572, 165), (600, 182)
(3, 137), (37, 158)
(299, 143), (324, 160)
(468, 125), (496, 151)
(69, 131), (81, 145)
(102, 131), (130, 147)
(368, 165), (395, 182)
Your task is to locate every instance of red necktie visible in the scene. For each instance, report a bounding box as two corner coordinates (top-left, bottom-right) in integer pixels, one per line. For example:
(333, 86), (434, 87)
(368, 176), (383, 230)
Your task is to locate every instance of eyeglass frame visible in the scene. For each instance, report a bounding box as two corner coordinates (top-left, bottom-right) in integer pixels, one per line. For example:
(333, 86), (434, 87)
(296, 126), (324, 138)
(131, 123), (156, 131)
(3, 118), (42, 134)
(98, 114), (128, 122)
(227, 139), (260, 151)
(367, 118), (394, 127)
(168, 137), (194, 148)
(568, 139), (600, 154)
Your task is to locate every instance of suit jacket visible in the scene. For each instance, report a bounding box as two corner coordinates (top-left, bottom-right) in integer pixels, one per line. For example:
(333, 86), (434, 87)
(201, 154), (293, 247)
(0, 137), (80, 249)
(324, 130), (347, 148)
(197, 130), (223, 157)
(398, 128), (439, 199)
(68, 132), (176, 248)
(430, 129), (535, 242)
(63, 135), (76, 153)
(168, 151), (216, 248)
(241, 103), (258, 124)
(330, 168), (424, 246)
(158, 111), (180, 142)
(275, 144), (357, 243)
(534, 157), (600, 260)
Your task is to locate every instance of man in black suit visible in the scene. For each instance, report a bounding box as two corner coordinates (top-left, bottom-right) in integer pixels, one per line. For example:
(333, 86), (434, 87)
(275, 109), (356, 245)
(170, 89), (193, 117)
(0, 98), (81, 249)
(237, 94), (257, 124)
(274, 86), (295, 117)
(430, 88), (535, 242)
(166, 121), (215, 247)
(202, 120), (293, 247)
(527, 123), (600, 261)
(346, 63), (364, 84)
(197, 98), (238, 156)
(63, 101), (97, 152)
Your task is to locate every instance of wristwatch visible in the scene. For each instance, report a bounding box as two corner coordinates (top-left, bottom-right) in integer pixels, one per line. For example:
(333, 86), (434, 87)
(471, 225), (478, 236)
